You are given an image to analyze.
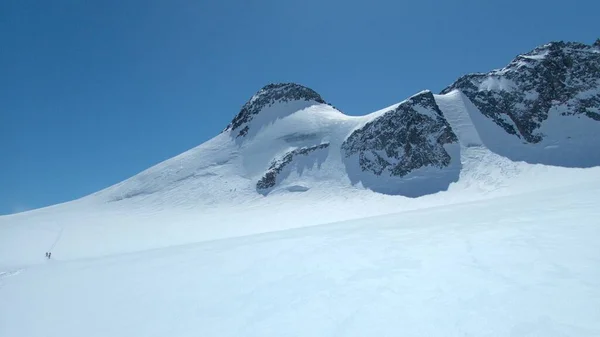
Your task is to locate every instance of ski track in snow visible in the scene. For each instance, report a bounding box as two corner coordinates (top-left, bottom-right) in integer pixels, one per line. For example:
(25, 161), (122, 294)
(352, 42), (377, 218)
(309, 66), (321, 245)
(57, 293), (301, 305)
(0, 269), (22, 280)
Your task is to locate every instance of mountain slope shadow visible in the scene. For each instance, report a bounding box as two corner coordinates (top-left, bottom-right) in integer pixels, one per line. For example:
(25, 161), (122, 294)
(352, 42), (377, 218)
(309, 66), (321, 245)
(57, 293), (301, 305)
(341, 91), (462, 197)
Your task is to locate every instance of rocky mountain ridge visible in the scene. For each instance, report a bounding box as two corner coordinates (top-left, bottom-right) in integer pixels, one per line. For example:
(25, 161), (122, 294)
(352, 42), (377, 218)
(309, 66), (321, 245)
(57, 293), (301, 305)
(341, 91), (458, 177)
(441, 40), (600, 143)
(95, 38), (600, 203)
(224, 83), (328, 138)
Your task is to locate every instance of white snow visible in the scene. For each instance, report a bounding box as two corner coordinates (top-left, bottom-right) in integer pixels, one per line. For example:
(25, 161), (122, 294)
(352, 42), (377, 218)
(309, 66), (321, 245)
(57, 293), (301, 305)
(436, 90), (600, 168)
(413, 104), (440, 119)
(434, 91), (483, 147)
(478, 76), (516, 92)
(524, 90), (540, 101)
(2, 89), (600, 336)
(2, 177), (600, 337)
(575, 86), (600, 100)
(520, 51), (548, 60)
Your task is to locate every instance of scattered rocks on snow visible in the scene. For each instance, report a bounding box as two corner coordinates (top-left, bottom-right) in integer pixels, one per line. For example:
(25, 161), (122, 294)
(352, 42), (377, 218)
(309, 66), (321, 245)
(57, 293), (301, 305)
(257, 143), (330, 191)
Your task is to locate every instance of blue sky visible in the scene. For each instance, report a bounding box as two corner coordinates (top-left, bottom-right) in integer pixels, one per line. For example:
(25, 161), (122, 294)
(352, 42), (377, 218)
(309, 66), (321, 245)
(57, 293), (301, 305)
(1, 0), (598, 215)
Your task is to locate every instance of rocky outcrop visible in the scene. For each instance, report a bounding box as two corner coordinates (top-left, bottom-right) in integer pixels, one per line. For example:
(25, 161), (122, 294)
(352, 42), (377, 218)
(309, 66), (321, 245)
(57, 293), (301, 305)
(342, 91), (458, 177)
(441, 41), (600, 143)
(225, 83), (327, 138)
(257, 143), (330, 191)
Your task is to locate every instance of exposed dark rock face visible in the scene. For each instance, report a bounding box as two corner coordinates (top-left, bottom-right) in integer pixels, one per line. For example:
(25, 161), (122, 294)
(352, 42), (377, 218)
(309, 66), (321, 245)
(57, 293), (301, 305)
(225, 83), (327, 138)
(441, 41), (600, 143)
(342, 91), (458, 177)
(257, 143), (330, 191)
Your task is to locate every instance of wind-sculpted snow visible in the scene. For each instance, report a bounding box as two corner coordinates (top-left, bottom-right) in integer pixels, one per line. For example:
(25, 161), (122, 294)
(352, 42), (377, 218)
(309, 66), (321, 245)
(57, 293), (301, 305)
(225, 83), (327, 138)
(257, 143), (330, 194)
(442, 41), (600, 145)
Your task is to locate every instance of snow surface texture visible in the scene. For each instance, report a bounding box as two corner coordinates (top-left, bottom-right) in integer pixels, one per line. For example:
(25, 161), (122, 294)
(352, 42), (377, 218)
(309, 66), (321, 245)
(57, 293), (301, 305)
(2, 39), (600, 337)
(2, 177), (600, 337)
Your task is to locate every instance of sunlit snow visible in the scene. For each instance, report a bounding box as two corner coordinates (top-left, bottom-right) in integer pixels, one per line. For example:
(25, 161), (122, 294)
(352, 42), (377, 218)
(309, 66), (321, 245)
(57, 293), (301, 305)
(1, 90), (599, 337)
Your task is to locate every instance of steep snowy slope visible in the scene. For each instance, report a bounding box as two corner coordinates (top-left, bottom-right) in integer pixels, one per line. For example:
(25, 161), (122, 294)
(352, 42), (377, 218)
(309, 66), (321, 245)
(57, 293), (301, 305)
(442, 40), (600, 167)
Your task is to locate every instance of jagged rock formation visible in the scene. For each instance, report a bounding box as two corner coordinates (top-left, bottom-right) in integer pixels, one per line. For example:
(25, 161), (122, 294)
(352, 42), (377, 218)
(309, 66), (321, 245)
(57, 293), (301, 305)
(442, 41), (600, 143)
(257, 143), (330, 192)
(225, 83), (327, 138)
(342, 91), (458, 177)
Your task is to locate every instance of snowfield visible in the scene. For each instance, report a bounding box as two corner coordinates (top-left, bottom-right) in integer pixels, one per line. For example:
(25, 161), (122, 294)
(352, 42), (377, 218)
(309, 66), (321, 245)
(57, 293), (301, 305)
(2, 178), (600, 337)
(2, 74), (600, 336)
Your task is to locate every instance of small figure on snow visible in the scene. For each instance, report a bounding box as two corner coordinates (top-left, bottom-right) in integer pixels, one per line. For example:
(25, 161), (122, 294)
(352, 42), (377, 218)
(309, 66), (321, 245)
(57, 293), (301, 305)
(45, 252), (48, 258)
(48, 252), (51, 259)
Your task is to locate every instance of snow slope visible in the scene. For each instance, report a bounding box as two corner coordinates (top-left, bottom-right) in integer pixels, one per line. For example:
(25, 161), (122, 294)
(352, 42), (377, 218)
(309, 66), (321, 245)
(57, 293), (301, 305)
(6, 39), (599, 216)
(2, 39), (600, 337)
(442, 40), (600, 166)
(2, 179), (600, 337)
(2, 83), (600, 266)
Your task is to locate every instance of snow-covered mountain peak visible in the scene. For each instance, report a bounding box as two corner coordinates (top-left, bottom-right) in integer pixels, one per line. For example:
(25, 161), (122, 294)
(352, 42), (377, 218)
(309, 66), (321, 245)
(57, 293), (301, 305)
(441, 40), (600, 166)
(4, 38), (600, 279)
(4, 39), (600, 225)
(224, 83), (329, 138)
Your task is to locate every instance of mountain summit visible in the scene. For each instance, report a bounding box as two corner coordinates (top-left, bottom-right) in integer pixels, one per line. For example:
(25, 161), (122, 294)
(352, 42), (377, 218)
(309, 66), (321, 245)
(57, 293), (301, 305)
(225, 83), (328, 138)
(59, 39), (600, 207)
(6, 39), (600, 213)
(440, 40), (600, 166)
(442, 40), (600, 143)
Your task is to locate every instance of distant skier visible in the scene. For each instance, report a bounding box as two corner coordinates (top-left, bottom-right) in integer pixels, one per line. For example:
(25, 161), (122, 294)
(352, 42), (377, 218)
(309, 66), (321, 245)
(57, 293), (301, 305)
(45, 252), (48, 258)
(48, 252), (51, 259)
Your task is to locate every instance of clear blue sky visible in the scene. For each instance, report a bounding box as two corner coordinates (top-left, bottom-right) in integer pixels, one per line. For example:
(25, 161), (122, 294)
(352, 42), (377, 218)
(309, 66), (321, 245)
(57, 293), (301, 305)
(1, 0), (597, 214)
